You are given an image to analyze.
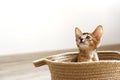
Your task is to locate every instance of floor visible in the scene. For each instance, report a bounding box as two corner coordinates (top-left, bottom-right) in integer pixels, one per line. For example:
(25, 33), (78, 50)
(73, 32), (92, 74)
(0, 45), (120, 80)
(0, 61), (50, 80)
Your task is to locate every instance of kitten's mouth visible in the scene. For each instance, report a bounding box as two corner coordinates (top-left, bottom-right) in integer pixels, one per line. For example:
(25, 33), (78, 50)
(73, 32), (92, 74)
(79, 43), (89, 49)
(79, 41), (88, 46)
(79, 40), (86, 44)
(80, 43), (88, 46)
(79, 42), (85, 44)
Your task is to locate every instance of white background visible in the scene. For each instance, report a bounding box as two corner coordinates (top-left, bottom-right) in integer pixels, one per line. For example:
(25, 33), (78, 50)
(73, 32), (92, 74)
(0, 0), (120, 55)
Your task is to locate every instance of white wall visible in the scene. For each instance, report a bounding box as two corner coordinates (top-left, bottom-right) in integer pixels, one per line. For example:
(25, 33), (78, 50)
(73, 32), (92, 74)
(0, 0), (120, 55)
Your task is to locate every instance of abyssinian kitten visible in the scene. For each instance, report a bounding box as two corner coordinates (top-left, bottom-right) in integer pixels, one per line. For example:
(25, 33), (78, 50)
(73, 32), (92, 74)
(75, 25), (103, 62)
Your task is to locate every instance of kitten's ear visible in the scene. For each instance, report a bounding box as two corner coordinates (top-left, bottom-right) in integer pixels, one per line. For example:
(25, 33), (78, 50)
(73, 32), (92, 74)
(92, 25), (103, 41)
(75, 27), (82, 38)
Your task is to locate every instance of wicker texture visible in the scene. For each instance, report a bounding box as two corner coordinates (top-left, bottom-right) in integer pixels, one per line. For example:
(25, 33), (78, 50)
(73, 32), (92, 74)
(33, 51), (120, 80)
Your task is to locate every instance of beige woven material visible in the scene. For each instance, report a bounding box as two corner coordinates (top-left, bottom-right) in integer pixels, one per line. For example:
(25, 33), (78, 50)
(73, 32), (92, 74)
(33, 51), (120, 80)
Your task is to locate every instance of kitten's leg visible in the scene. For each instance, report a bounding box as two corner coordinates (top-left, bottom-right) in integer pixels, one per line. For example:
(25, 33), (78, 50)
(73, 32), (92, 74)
(92, 53), (99, 61)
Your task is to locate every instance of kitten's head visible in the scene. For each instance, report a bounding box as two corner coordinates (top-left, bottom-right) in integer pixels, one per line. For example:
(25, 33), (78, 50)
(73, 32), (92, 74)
(75, 25), (103, 51)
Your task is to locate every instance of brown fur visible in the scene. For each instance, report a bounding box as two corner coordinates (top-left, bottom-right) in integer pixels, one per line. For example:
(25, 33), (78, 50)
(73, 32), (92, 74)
(75, 25), (103, 62)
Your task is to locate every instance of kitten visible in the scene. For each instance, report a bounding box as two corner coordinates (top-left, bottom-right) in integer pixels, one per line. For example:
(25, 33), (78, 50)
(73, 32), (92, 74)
(75, 25), (103, 62)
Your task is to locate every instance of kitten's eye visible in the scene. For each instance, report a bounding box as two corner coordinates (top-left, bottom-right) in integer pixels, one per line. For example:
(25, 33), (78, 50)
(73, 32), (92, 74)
(86, 35), (91, 39)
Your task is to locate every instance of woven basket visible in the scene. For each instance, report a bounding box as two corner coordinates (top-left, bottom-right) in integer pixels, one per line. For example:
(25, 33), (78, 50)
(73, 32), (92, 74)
(33, 51), (120, 80)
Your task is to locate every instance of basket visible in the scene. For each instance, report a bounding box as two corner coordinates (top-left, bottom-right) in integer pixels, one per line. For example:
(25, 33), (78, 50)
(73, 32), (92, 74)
(33, 51), (120, 80)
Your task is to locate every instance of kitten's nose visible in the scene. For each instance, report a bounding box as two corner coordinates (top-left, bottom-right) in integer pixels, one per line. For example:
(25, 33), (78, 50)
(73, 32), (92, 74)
(80, 38), (84, 43)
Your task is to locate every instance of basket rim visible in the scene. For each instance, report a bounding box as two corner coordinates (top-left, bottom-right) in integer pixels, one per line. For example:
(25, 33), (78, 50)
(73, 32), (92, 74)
(44, 50), (120, 65)
(46, 59), (120, 65)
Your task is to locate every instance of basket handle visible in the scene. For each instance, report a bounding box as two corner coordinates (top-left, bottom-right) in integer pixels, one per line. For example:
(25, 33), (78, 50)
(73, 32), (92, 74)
(33, 58), (47, 67)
